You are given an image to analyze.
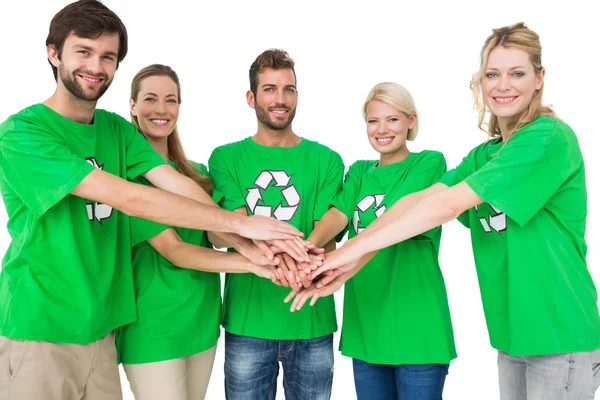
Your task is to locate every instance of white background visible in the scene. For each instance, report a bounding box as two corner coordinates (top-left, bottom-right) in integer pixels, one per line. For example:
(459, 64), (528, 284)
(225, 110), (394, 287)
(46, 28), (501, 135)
(0, 1), (598, 399)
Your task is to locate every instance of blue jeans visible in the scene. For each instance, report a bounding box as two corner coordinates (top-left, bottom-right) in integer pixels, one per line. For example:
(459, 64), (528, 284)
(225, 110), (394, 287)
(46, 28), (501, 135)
(353, 358), (449, 400)
(224, 332), (334, 400)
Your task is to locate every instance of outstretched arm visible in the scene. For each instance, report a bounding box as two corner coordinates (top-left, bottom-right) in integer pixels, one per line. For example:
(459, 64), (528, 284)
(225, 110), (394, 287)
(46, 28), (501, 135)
(147, 228), (275, 279)
(313, 182), (481, 277)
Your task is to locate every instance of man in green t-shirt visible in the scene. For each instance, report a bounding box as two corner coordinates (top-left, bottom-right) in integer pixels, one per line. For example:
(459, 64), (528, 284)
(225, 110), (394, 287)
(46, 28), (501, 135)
(0, 2), (301, 399)
(208, 49), (344, 400)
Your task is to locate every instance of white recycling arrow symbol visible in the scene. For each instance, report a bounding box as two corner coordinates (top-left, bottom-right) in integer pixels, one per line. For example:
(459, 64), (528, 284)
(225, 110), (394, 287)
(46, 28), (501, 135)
(245, 170), (300, 221)
(476, 204), (506, 234)
(85, 158), (114, 224)
(352, 193), (386, 234)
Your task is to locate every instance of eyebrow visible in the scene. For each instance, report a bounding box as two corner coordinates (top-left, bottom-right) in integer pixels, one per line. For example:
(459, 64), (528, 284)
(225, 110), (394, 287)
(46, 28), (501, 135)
(143, 92), (178, 97)
(486, 66), (526, 70)
(74, 44), (118, 58)
(261, 83), (297, 89)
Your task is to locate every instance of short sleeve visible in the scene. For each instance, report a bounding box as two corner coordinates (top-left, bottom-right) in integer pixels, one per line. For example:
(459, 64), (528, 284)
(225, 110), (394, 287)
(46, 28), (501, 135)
(123, 122), (167, 180)
(208, 147), (247, 211)
(464, 122), (579, 227)
(330, 162), (362, 222)
(313, 151), (344, 221)
(0, 126), (94, 218)
(130, 216), (170, 248)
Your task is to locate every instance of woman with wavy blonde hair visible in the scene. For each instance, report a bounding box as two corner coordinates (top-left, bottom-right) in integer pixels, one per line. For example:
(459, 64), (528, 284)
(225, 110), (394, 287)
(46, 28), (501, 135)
(294, 23), (600, 399)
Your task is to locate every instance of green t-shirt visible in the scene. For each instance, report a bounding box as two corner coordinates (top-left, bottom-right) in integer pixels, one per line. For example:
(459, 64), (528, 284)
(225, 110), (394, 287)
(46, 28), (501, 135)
(0, 104), (166, 344)
(208, 137), (344, 339)
(331, 151), (456, 364)
(440, 116), (600, 356)
(116, 162), (222, 364)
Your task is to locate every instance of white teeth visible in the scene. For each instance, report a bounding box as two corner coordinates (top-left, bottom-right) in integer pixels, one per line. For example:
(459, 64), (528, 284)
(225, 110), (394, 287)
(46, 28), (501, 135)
(376, 137), (392, 144)
(151, 119), (168, 125)
(495, 97), (514, 103)
(81, 76), (100, 82)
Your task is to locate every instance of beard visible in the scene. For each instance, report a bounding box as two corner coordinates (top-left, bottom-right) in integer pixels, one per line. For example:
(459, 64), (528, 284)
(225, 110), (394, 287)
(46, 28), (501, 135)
(255, 102), (297, 131)
(58, 63), (111, 102)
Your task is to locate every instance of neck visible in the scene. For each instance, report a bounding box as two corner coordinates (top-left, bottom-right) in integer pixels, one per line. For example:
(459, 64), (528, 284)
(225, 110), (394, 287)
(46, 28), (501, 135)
(43, 87), (97, 124)
(378, 146), (410, 167)
(253, 123), (300, 148)
(497, 117), (511, 142)
(147, 136), (170, 160)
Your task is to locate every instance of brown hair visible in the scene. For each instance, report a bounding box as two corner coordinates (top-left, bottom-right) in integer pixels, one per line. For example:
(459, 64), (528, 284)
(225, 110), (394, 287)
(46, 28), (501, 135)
(46, 0), (128, 80)
(130, 64), (214, 194)
(249, 49), (296, 96)
(470, 22), (557, 139)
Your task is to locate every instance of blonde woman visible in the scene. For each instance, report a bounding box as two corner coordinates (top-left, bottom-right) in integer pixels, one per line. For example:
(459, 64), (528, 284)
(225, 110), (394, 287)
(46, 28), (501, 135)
(298, 23), (600, 399)
(288, 82), (455, 399)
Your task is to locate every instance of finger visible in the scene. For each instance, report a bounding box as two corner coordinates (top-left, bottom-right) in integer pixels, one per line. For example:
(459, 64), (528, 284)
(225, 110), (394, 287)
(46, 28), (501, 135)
(281, 239), (309, 263)
(291, 290), (311, 311)
(269, 220), (303, 238)
(253, 239), (274, 261)
(284, 287), (300, 303)
(316, 269), (343, 289)
(276, 267), (290, 287)
(298, 270), (313, 288)
(282, 254), (300, 286)
(309, 292), (321, 307)
(293, 291), (314, 311)
(310, 265), (331, 280)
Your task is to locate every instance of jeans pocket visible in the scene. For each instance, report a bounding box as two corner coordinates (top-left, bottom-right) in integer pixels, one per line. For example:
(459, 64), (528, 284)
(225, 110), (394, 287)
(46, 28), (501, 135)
(9, 339), (30, 379)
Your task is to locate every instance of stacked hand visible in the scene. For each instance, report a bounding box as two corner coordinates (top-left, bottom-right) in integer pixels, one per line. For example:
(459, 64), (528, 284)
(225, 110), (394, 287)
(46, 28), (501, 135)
(267, 240), (325, 289)
(281, 241), (371, 311)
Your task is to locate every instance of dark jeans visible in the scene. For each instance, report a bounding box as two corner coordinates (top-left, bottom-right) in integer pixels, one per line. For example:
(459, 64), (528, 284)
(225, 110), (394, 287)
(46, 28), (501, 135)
(353, 358), (449, 400)
(224, 331), (334, 400)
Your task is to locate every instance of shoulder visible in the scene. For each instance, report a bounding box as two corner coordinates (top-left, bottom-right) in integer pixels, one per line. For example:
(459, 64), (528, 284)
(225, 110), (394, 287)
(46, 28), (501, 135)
(95, 109), (137, 132)
(0, 105), (55, 142)
(302, 138), (344, 165)
(209, 138), (249, 159)
(189, 160), (208, 175)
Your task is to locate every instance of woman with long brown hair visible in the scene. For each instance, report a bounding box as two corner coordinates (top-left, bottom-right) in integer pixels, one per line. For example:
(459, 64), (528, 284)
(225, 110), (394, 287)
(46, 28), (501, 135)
(116, 64), (279, 400)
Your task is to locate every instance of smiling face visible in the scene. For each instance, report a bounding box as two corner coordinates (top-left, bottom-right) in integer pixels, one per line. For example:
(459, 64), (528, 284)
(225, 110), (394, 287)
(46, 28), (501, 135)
(247, 67), (298, 131)
(366, 100), (415, 164)
(130, 75), (180, 140)
(482, 46), (544, 122)
(49, 32), (119, 102)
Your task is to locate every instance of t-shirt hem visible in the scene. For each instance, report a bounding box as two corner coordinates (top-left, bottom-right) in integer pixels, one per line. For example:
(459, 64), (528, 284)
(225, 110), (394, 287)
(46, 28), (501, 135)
(0, 314), (136, 344)
(120, 337), (219, 365)
(222, 324), (337, 340)
(492, 340), (600, 356)
(340, 348), (456, 365)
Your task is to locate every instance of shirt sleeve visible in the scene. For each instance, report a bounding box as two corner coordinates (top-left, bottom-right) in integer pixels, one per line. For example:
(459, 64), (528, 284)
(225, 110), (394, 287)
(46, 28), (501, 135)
(208, 147), (247, 211)
(405, 151), (447, 241)
(123, 122), (167, 180)
(313, 150), (344, 221)
(438, 156), (471, 228)
(464, 122), (579, 227)
(330, 161), (361, 222)
(0, 125), (94, 219)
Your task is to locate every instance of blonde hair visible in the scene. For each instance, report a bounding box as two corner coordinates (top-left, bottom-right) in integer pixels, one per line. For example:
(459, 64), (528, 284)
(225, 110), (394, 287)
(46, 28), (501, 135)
(470, 22), (557, 139)
(130, 64), (213, 194)
(363, 82), (419, 140)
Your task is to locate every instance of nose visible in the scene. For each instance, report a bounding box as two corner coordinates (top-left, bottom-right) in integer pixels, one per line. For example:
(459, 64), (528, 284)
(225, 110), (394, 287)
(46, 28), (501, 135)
(497, 74), (511, 91)
(154, 100), (167, 115)
(376, 121), (389, 135)
(86, 56), (103, 75)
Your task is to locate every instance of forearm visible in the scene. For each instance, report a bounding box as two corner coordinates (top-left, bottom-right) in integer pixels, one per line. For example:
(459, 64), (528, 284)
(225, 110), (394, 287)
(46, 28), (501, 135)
(164, 241), (254, 274)
(307, 208), (348, 248)
(349, 191), (461, 256)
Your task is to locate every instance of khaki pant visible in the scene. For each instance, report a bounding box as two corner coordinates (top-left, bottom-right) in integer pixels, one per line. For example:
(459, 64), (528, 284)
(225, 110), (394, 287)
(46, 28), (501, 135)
(123, 345), (217, 400)
(0, 332), (122, 400)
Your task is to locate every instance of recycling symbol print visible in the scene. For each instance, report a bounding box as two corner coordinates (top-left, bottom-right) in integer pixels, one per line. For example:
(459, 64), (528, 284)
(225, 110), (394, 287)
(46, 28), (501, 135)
(85, 157), (114, 224)
(245, 170), (301, 221)
(476, 203), (506, 234)
(352, 193), (386, 234)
